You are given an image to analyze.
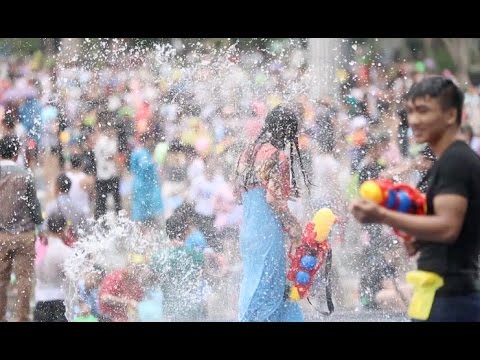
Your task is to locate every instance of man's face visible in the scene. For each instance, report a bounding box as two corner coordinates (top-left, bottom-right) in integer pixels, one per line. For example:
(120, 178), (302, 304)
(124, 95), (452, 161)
(406, 96), (456, 145)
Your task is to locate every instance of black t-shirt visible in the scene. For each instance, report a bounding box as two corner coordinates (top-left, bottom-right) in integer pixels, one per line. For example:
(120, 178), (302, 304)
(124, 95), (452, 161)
(417, 140), (480, 295)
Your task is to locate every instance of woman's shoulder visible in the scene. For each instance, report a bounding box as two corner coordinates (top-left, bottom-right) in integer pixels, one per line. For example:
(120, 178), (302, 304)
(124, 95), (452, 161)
(255, 143), (287, 162)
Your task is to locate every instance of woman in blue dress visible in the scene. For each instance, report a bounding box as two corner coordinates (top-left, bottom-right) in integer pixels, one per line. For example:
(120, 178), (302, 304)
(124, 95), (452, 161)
(235, 105), (310, 322)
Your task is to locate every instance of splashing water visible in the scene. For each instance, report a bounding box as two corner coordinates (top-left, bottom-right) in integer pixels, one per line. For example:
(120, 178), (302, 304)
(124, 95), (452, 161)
(13, 38), (421, 321)
(63, 210), (169, 321)
(63, 209), (240, 322)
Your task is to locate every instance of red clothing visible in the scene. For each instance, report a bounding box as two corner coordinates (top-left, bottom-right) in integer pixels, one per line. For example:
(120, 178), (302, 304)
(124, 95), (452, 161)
(239, 143), (290, 198)
(98, 269), (144, 322)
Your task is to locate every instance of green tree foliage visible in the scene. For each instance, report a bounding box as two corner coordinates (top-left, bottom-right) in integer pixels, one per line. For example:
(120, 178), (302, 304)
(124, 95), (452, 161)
(0, 38), (43, 56)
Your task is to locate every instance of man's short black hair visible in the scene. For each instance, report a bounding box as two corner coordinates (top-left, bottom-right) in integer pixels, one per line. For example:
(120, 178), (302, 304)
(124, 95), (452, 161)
(0, 135), (20, 159)
(406, 75), (464, 126)
(165, 202), (196, 241)
(166, 215), (189, 241)
(70, 154), (83, 169)
(56, 173), (72, 193)
(47, 212), (67, 234)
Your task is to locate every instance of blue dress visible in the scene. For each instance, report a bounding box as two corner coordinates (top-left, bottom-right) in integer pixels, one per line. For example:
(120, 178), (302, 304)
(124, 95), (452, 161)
(239, 187), (303, 322)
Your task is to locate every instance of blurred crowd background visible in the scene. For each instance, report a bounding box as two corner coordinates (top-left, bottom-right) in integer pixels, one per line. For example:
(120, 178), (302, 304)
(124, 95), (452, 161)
(1, 38), (480, 321)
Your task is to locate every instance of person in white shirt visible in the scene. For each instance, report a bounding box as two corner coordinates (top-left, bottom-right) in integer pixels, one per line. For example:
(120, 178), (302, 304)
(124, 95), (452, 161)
(66, 154), (94, 217)
(93, 113), (122, 219)
(188, 156), (222, 250)
(45, 173), (87, 243)
(33, 213), (74, 322)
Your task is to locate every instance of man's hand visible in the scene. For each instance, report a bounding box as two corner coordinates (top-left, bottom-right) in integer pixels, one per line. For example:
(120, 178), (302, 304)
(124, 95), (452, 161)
(349, 199), (386, 224)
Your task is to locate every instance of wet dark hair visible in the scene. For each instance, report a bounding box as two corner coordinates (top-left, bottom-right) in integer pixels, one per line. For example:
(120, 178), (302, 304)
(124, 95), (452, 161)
(0, 135), (20, 159)
(264, 105), (299, 150)
(406, 75), (464, 126)
(237, 105), (310, 195)
(56, 173), (72, 193)
(47, 212), (67, 234)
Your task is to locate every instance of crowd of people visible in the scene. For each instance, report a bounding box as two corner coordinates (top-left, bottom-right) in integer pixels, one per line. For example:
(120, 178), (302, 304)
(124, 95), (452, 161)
(1, 41), (480, 321)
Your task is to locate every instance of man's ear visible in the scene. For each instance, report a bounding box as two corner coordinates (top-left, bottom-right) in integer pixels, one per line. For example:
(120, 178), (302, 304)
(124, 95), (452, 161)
(447, 108), (458, 126)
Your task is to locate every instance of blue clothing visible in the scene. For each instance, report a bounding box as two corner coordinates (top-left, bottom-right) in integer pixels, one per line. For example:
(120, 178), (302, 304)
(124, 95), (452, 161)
(130, 147), (164, 222)
(185, 230), (208, 252)
(19, 98), (42, 142)
(78, 281), (101, 318)
(239, 188), (303, 322)
(138, 289), (164, 322)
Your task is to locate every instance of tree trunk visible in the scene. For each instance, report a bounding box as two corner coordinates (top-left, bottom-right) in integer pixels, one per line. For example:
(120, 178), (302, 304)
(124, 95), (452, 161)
(308, 38), (340, 99)
(42, 38), (57, 55)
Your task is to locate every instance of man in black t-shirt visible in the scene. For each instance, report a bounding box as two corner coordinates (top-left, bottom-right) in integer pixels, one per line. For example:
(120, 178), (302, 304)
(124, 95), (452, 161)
(350, 75), (480, 321)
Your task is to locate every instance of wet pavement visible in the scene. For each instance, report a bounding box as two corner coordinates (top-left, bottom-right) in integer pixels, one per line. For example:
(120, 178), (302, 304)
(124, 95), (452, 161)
(316, 309), (409, 322)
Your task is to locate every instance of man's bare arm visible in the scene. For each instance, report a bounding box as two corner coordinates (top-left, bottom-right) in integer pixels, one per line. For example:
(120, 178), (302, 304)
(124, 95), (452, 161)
(350, 194), (467, 244)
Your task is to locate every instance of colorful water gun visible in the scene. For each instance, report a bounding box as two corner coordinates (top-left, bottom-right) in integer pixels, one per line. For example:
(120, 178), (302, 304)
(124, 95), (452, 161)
(287, 208), (336, 303)
(359, 179), (426, 240)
